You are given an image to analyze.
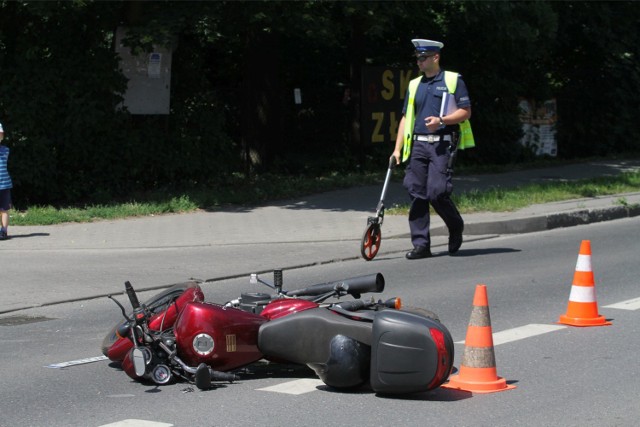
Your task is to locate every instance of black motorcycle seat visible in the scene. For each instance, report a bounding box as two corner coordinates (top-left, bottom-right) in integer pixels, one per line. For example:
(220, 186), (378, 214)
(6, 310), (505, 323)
(258, 307), (373, 364)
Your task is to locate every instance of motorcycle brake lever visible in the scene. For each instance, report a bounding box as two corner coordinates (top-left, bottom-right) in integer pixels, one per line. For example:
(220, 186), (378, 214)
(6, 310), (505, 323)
(108, 295), (132, 321)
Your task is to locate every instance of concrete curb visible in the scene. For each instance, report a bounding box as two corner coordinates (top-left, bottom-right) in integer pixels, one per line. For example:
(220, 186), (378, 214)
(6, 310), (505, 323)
(432, 202), (640, 236)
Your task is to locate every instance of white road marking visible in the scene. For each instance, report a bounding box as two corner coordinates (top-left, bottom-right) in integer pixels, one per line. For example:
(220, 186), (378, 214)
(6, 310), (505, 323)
(257, 378), (324, 395)
(45, 355), (108, 369)
(98, 420), (173, 427)
(603, 297), (640, 310)
(455, 324), (567, 346)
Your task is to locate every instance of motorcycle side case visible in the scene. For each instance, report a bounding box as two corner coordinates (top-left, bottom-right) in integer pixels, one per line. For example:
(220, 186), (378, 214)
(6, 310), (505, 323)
(258, 307), (374, 389)
(369, 310), (454, 394)
(173, 301), (267, 371)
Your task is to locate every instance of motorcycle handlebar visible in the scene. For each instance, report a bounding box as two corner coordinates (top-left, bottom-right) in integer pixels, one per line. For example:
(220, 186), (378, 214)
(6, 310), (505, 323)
(210, 371), (240, 382)
(334, 299), (367, 311)
(287, 273), (385, 297)
(125, 281), (141, 310)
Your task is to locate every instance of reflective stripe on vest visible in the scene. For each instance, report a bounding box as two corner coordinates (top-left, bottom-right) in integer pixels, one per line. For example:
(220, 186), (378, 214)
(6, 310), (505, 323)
(401, 71), (475, 163)
(402, 77), (421, 162)
(444, 71), (475, 151)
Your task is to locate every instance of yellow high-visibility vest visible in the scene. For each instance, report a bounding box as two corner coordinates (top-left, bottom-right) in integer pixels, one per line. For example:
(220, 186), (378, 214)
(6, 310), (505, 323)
(402, 71), (475, 162)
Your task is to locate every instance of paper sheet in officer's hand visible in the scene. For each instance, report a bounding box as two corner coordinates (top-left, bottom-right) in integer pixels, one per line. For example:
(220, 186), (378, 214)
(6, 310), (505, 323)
(440, 93), (457, 117)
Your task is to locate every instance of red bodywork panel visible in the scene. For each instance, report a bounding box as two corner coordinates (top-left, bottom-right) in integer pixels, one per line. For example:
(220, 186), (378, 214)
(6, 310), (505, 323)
(260, 298), (319, 320)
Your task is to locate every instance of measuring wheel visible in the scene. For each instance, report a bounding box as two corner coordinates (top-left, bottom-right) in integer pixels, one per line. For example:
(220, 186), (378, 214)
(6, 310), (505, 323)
(360, 222), (382, 261)
(359, 157), (396, 261)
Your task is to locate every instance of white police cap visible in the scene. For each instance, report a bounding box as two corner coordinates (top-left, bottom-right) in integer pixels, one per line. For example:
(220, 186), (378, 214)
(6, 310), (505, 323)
(412, 39), (444, 53)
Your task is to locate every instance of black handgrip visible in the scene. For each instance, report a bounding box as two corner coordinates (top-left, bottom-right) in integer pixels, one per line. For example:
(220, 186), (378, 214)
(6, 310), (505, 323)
(287, 273), (385, 297)
(210, 370), (240, 383)
(334, 300), (367, 311)
(339, 273), (385, 295)
(125, 281), (141, 310)
(388, 156), (397, 169)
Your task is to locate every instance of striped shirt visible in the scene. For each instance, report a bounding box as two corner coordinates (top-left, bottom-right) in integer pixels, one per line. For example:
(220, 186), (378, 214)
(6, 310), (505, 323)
(0, 121), (12, 190)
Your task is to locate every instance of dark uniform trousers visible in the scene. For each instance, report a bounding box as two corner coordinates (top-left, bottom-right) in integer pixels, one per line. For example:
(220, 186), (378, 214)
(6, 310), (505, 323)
(403, 137), (464, 249)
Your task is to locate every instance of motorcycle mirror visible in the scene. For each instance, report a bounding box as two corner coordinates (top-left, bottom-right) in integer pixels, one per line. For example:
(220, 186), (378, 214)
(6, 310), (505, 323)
(132, 347), (148, 377)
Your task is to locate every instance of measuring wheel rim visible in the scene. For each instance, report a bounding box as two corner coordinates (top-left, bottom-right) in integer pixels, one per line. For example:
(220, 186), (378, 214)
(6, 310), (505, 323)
(361, 223), (382, 261)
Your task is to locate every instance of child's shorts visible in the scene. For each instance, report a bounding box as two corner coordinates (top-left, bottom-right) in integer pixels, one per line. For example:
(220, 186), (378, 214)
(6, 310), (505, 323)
(0, 188), (12, 211)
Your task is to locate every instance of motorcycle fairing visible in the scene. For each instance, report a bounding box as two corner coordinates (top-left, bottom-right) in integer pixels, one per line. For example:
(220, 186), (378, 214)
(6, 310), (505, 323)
(102, 282), (205, 362)
(370, 310), (454, 394)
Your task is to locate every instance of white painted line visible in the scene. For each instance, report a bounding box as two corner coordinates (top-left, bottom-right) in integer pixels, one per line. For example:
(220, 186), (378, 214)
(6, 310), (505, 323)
(491, 324), (567, 346)
(98, 420), (173, 427)
(257, 378), (324, 395)
(45, 355), (108, 369)
(455, 324), (567, 346)
(603, 297), (640, 311)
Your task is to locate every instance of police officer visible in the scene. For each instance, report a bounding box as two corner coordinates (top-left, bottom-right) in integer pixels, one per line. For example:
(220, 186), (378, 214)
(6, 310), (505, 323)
(391, 39), (471, 259)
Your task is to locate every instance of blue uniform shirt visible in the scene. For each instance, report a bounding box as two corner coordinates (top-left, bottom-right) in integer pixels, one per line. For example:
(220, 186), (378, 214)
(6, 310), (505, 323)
(402, 70), (471, 135)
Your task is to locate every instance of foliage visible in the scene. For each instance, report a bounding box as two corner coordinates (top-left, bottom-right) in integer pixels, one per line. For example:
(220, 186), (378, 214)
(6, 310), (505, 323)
(1, 0), (639, 207)
(549, 1), (640, 158)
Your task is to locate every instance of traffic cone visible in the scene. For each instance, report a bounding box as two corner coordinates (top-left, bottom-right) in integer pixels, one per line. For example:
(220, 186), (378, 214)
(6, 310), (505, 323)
(442, 284), (515, 393)
(558, 240), (611, 327)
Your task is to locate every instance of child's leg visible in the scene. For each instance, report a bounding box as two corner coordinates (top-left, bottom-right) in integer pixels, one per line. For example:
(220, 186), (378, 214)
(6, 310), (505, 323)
(0, 189), (10, 233)
(1, 210), (8, 230)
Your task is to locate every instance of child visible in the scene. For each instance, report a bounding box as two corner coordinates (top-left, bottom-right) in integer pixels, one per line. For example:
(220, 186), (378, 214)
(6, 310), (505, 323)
(0, 121), (12, 240)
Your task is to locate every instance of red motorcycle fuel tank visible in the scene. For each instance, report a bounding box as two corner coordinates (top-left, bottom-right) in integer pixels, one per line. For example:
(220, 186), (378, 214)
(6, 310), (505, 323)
(174, 301), (267, 371)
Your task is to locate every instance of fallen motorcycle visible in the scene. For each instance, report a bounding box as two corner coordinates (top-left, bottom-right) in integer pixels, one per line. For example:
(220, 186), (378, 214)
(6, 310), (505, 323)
(102, 270), (454, 395)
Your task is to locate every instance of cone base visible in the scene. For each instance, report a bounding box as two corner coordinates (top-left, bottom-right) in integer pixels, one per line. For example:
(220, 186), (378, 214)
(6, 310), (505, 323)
(558, 314), (611, 327)
(442, 374), (516, 394)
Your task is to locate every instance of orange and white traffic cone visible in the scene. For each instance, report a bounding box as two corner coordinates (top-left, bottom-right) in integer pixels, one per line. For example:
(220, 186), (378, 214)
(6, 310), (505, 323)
(442, 284), (515, 393)
(558, 240), (611, 327)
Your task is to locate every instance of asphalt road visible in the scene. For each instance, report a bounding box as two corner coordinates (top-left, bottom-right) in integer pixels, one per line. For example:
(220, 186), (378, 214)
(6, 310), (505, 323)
(1, 217), (638, 427)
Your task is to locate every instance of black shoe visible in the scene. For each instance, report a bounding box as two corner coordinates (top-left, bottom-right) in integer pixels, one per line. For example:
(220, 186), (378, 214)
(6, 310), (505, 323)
(448, 232), (463, 254)
(406, 246), (432, 260)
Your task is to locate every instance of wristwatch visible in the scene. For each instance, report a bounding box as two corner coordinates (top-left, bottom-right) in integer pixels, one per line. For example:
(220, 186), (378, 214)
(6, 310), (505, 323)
(438, 116), (446, 129)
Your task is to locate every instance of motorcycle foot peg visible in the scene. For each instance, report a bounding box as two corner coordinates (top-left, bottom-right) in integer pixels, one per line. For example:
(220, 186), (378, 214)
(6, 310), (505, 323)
(195, 363), (212, 390)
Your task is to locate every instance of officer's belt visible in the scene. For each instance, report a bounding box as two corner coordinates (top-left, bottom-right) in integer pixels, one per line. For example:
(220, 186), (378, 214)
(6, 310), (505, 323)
(413, 134), (452, 143)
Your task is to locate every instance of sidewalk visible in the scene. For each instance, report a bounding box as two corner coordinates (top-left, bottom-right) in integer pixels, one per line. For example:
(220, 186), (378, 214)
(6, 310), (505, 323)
(1, 158), (639, 314)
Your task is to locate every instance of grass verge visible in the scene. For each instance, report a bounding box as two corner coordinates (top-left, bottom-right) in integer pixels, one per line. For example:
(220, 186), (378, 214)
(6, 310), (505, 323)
(389, 170), (640, 215)
(10, 168), (640, 227)
(11, 172), (381, 226)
